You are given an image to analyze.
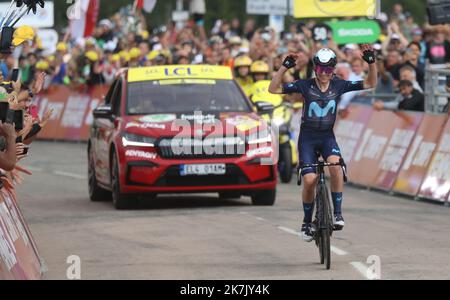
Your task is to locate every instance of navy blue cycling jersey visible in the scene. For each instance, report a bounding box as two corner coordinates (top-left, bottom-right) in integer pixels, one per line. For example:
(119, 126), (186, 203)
(283, 77), (365, 131)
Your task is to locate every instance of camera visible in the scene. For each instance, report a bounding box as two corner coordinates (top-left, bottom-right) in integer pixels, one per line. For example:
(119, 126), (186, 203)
(0, 102), (24, 131)
(0, 27), (13, 55)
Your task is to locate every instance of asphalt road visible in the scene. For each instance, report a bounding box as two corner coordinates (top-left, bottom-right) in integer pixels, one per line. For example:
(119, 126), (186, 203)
(14, 141), (450, 280)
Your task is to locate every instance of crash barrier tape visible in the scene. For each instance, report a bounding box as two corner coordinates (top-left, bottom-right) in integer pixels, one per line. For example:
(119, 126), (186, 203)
(34, 85), (110, 141)
(335, 104), (450, 204)
(0, 183), (45, 279)
(34, 85), (450, 203)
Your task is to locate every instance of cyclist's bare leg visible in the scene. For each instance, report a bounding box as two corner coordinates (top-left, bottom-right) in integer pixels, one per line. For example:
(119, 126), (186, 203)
(301, 173), (319, 239)
(327, 155), (345, 228)
(327, 155), (343, 193)
(302, 173), (319, 203)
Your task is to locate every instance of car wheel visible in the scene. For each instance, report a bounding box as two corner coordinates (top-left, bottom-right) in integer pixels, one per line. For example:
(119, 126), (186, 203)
(279, 144), (293, 183)
(111, 153), (136, 210)
(88, 147), (111, 202)
(251, 189), (276, 206)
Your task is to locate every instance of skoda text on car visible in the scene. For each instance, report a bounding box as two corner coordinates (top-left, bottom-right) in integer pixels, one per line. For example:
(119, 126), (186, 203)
(88, 65), (278, 209)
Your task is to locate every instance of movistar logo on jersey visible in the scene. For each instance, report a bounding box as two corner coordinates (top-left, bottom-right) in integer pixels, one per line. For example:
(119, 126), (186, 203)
(308, 100), (336, 118)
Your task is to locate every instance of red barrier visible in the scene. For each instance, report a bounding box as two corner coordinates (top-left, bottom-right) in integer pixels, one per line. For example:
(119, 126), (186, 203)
(348, 110), (423, 189)
(419, 117), (450, 202)
(393, 114), (448, 196)
(0, 186), (43, 279)
(35, 85), (109, 141)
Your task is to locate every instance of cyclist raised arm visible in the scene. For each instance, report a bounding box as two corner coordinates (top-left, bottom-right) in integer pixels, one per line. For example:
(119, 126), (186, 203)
(269, 44), (378, 242)
(269, 44), (378, 94)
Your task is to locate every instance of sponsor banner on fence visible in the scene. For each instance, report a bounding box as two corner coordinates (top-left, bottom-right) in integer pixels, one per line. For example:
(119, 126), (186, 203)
(348, 110), (423, 188)
(393, 114), (448, 196)
(35, 85), (108, 141)
(0, 188), (43, 279)
(335, 104), (373, 170)
(373, 111), (423, 190)
(419, 117), (450, 202)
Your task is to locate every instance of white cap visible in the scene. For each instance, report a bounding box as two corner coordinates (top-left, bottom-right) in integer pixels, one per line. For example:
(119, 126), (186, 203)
(152, 43), (162, 51)
(391, 33), (401, 40)
(75, 37), (85, 48)
(377, 12), (388, 23)
(373, 43), (382, 50)
(99, 19), (113, 29)
(238, 47), (249, 54)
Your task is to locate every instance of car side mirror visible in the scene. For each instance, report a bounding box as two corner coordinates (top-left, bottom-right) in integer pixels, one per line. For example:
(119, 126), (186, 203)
(255, 101), (275, 114)
(93, 105), (112, 119)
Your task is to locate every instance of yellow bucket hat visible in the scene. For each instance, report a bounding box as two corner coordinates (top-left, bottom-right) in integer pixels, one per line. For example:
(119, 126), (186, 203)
(56, 42), (68, 52)
(36, 60), (50, 70)
(85, 50), (99, 62)
(129, 47), (141, 59)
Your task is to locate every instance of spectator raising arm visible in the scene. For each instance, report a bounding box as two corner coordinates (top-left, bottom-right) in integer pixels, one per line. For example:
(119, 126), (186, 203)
(0, 122), (18, 171)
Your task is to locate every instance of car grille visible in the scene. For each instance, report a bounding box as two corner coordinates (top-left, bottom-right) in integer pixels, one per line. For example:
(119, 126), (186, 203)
(157, 137), (245, 159)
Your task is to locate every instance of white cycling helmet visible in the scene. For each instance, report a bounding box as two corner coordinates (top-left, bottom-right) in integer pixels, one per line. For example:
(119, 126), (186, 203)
(313, 48), (337, 68)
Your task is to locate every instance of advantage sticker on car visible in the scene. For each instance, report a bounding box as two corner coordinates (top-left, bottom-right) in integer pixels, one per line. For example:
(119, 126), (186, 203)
(180, 164), (226, 176)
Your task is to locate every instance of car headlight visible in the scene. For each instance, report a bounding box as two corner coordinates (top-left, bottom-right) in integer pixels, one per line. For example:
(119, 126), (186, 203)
(122, 133), (156, 147)
(247, 129), (272, 145)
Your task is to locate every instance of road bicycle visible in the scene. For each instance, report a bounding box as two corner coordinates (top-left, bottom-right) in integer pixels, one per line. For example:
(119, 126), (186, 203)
(297, 157), (347, 270)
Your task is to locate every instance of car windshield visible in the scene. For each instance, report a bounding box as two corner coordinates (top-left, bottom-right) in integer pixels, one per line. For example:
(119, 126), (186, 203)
(127, 79), (252, 115)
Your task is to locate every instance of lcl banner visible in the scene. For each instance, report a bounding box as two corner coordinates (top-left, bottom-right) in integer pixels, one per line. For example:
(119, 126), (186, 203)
(419, 117), (450, 202)
(393, 114), (448, 196)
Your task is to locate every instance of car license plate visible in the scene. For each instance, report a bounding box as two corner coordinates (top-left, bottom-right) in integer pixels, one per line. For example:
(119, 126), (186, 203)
(180, 164), (226, 176)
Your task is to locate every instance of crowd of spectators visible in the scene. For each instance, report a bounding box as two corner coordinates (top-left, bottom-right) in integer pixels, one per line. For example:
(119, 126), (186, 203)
(1, 3), (450, 114)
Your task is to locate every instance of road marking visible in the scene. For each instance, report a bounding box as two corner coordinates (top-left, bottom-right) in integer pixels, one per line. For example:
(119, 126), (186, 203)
(350, 262), (370, 279)
(330, 245), (348, 256)
(54, 171), (87, 180)
(239, 212), (266, 222)
(277, 226), (299, 236)
(278, 226), (348, 255)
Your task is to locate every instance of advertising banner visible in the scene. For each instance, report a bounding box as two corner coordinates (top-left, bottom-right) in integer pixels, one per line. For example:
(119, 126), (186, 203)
(419, 118), (450, 202)
(393, 114), (448, 196)
(293, 0), (377, 18)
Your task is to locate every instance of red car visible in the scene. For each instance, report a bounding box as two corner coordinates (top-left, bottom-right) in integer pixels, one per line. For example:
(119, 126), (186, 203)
(88, 65), (277, 209)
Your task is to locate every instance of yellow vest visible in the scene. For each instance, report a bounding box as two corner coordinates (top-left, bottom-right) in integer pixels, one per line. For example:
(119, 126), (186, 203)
(236, 77), (254, 97)
(250, 80), (283, 106)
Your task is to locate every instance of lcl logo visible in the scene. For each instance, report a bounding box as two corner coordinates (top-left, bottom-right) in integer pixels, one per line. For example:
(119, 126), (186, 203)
(164, 67), (198, 76)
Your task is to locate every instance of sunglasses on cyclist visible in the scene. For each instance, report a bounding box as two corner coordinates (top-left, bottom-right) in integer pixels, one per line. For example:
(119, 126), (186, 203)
(315, 66), (335, 75)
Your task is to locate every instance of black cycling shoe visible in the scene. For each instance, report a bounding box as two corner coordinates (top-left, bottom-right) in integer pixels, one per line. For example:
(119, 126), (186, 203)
(301, 223), (315, 242)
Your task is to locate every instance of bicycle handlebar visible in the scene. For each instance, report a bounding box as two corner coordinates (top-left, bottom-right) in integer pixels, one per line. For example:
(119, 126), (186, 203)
(297, 158), (348, 186)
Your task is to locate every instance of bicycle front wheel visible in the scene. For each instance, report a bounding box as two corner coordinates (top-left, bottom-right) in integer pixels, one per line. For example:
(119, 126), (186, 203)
(322, 229), (331, 270)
